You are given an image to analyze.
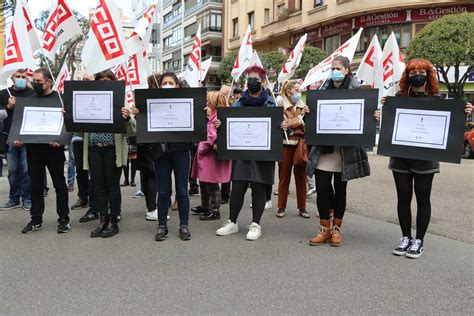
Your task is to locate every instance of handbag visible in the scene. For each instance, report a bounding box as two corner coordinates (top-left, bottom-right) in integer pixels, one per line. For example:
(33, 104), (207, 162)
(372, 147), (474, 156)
(293, 139), (308, 166)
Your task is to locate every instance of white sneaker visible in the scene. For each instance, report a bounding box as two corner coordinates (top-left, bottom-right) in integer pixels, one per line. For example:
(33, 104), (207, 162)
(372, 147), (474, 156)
(246, 222), (262, 240)
(146, 209), (158, 221)
(216, 220), (239, 236)
(306, 187), (316, 197)
(264, 200), (272, 210)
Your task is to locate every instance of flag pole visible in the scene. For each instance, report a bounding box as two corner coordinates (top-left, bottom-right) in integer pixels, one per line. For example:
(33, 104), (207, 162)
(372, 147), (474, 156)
(4, 82), (12, 97)
(226, 77), (235, 105)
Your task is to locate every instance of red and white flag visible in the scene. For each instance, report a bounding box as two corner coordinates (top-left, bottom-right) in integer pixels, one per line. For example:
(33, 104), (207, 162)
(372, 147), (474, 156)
(53, 61), (70, 94)
(231, 25), (253, 81)
(41, 0), (82, 61)
(300, 28), (363, 90)
(114, 50), (151, 89)
(184, 24), (201, 87)
(0, 1), (36, 81)
(278, 33), (307, 83)
(127, 2), (157, 56)
(375, 32), (405, 98)
(125, 88), (135, 107)
(81, 0), (127, 75)
(356, 35), (382, 87)
(22, 6), (41, 53)
(200, 57), (212, 82)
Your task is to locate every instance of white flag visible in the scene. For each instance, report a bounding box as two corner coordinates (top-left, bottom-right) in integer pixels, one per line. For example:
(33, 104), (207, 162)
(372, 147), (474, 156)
(132, 2), (157, 39)
(41, 0), (82, 61)
(0, 1), (36, 81)
(81, 0), (127, 75)
(248, 50), (272, 90)
(300, 28), (363, 90)
(200, 57), (212, 82)
(278, 33), (307, 83)
(376, 32), (405, 98)
(184, 24), (201, 87)
(356, 35), (382, 87)
(127, 2), (157, 56)
(231, 25), (253, 80)
(22, 6), (41, 53)
(114, 50), (151, 89)
(53, 61), (70, 94)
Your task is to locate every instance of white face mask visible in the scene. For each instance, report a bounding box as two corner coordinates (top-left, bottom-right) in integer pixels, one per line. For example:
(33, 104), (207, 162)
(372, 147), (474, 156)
(162, 84), (174, 89)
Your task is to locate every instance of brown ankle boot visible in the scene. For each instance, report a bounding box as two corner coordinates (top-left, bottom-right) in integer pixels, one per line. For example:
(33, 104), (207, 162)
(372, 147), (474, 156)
(330, 218), (343, 247)
(309, 220), (331, 246)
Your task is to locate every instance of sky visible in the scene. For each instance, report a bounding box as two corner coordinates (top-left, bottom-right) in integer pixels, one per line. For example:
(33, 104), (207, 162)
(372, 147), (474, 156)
(27, 0), (133, 19)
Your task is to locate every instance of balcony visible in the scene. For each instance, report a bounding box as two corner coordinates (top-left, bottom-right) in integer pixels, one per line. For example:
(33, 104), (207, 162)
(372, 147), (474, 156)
(260, 11), (302, 40)
(183, 27), (223, 44)
(163, 14), (183, 29)
(184, 0), (223, 17)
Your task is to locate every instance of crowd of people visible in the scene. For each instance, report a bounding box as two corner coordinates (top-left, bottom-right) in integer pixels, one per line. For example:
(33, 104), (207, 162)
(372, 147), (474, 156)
(0, 56), (471, 259)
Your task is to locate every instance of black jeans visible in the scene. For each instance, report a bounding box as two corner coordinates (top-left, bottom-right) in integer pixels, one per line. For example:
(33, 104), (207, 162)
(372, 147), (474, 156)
(123, 159), (137, 183)
(141, 169), (157, 211)
(200, 181), (221, 210)
(229, 181), (266, 224)
(73, 141), (97, 213)
(88, 146), (122, 217)
(393, 172), (434, 240)
(26, 145), (69, 224)
(315, 170), (347, 220)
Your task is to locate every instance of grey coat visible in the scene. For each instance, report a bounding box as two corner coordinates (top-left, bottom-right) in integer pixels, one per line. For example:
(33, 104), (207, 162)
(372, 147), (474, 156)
(306, 75), (370, 181)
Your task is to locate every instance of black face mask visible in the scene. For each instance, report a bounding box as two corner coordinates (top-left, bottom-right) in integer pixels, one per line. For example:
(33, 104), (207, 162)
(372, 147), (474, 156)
(32, 82), (45, 95)
(408, 74), (427, 88)
(247, 78), (262, 93)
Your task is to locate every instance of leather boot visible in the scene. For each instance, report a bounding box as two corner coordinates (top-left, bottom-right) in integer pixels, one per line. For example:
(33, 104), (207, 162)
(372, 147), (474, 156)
(90, 215), (109, 238)
(101, 215), (119, 238)
(309, 219), (331, 246)
(330, 218), (343, 247)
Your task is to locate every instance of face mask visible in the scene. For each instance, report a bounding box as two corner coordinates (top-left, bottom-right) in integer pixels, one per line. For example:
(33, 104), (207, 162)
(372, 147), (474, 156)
(247, 78), (262, 93)
(14, 78), (27, 90)
(408, 74), (427, 88)
(162, 84), (174, 89)
(32, 82), (45, 95)
(330, 70), (346, 82)
(291, 92), (301, 103)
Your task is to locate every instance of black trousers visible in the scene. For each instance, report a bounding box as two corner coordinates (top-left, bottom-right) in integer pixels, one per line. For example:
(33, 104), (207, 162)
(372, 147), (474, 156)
(73, 141), (88, 201)
(123, 158), (137, 183)
(200, 181), (221, 210)
(141, 169), (157, 211)
(88, 146), (122, 217)
(26, 145), (69, 224)
(315, 170), (347, 220)
(221, 182), (231, 201)
(229, 181), (266, 224)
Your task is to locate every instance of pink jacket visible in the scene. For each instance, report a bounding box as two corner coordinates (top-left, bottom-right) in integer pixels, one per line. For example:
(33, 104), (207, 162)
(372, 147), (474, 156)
(191, 112), (232, 183)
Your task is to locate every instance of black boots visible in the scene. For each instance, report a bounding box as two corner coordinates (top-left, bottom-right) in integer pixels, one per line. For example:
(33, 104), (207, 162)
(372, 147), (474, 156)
(90, 215), (119, 238)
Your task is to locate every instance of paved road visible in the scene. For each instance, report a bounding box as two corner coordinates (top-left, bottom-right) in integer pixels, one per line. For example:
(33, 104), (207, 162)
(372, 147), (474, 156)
(0, 155), (473, 314)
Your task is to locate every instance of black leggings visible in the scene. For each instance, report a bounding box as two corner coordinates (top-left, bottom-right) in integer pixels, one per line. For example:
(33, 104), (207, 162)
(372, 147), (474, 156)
(123, 159), (137, 183)
(141, 170), (157, 211)
(393, 172), (434, 240)
(229, 180), (266, 224)
(315, 170), (347, 220)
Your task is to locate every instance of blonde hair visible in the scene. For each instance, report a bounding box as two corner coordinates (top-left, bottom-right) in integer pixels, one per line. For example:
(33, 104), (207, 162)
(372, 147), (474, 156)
(208, 91), (228, 111)
(281, 80), (299, 99)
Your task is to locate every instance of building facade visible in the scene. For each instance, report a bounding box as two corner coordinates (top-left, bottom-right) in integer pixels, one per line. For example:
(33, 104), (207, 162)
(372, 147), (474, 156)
(161, 0), (223, 87)
(223, 0), (474, 94)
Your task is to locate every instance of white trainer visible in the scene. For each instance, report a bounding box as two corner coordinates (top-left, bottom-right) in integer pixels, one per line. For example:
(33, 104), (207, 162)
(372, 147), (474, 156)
(216, 220), (239, 236)
(246, 222), (262, 240)
(146, 209), (158, 221)
(264, 200), (272, 210)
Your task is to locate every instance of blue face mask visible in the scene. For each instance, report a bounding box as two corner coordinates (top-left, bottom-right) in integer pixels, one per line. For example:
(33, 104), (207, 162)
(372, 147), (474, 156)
(291, 93), (301, 103)
(330, 70), (345, 82)
(14, 78), (27, 90)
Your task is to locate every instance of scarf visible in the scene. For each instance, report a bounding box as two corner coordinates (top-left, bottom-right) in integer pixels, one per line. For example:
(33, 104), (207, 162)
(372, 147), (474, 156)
(239, 89), (269, 107)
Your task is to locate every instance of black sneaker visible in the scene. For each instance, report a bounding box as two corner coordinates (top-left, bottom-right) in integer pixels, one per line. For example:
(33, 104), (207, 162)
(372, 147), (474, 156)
(188, 187), (199, 196)
(393, 236), (413, 256)
(21, 221), (43, 234)
(57, 222), (71, 234)
(79, 209), (99, 223)
(0, 200), (21, 211)
(155, 226), (169, 241)
(406, 239), (424, 259)
(191, 205), (207, 215)
(199, 210), (220, 221)
(179, 226), (191, 241)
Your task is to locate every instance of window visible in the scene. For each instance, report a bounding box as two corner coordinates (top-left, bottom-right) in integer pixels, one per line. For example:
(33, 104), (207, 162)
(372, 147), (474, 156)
(199, 10), (222, 32)
(163, 4), (182, 23)
(232, 18), (238, 36)
(248, 11), (254, 30)
(184, 23), (198, 38)
(324, 35), (339, 55)
(264, 8), (270, 24)
(357, 24), (413, 52)
(314, 0), (323, 7)
(278, 4), (285, 17)
(163, 26), (182, 48)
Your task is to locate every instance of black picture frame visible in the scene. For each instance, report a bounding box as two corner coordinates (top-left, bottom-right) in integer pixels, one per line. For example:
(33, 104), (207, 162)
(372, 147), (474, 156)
(305, 89), (378, 147)
(63, 80), (126, 133)
(216, 107), (284, 161)
(7, 96), (72, 145)
(134, 88), (207, 143)
(377, 96), (465, 164)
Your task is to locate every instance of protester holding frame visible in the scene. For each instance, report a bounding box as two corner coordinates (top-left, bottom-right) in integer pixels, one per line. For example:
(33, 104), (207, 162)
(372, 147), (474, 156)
(277, 80), (310, 219)
(307, 56), (378, 247)
(379, 58), (473, 259)
(216, 65), (278, 241)
(84, 70), (136, 239)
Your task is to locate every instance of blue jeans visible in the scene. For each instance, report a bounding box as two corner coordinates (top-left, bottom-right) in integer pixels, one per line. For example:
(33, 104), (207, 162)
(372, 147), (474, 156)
(154, 150), (191, 227)
(7, 144), (31, 203)
(67, 142), (75, 185)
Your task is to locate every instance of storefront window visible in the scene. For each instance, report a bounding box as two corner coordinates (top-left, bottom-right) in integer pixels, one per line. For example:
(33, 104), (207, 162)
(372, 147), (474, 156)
(356, 24), (412, 52)
(324, 35), (339, 55)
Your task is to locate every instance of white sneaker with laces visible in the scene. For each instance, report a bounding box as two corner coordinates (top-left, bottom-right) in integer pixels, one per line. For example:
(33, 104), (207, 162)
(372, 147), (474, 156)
(306, 187), (316, 197)
(264, 200), (272, 210)
(216, 220), (239, 236)
(246, 222), (262, 240)
(146, 209), (158, 221)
